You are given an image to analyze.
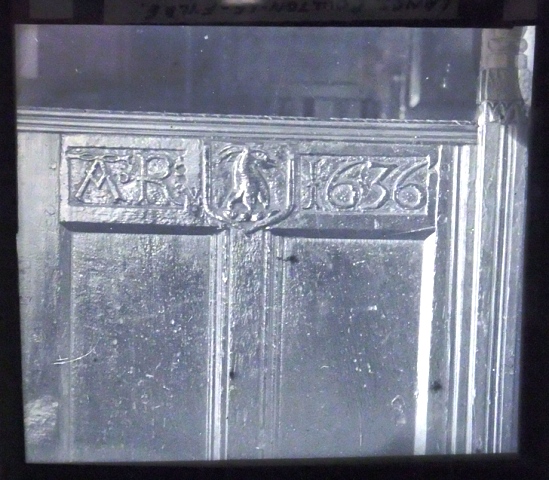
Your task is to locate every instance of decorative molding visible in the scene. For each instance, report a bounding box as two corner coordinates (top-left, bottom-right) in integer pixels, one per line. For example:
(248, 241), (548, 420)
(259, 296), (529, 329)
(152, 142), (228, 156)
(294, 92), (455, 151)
(466, 122), (527, 454)
(518, 26), (535, 109)
(478, 27), (531, 125)
(480, 28), (525, 70)
(17, 108), (477, 144)
(478, 68), (523, 103)
(478, 100), (527, 125)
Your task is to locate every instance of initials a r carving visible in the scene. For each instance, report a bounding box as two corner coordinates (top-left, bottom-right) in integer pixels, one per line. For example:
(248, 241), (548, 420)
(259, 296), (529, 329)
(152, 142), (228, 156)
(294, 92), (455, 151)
(68, 147), (200, 210)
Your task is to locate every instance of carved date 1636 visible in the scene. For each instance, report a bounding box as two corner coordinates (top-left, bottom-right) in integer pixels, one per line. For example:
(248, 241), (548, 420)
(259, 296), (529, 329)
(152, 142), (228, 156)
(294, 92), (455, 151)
(301, 155), (433, 214)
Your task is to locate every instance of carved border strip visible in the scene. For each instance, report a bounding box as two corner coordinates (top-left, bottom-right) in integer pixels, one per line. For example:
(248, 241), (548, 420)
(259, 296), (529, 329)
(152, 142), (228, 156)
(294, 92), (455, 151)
(464, 26), (530, 454)
(468, 121), (527, 454)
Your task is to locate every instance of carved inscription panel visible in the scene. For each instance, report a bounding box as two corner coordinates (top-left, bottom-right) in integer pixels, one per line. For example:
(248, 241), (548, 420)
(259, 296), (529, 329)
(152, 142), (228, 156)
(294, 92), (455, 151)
(62, 137), (439, 233)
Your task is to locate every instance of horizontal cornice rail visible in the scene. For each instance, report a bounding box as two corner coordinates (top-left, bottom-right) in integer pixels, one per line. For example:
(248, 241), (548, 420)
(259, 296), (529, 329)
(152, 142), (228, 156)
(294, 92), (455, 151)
(17, 108), (478, 144)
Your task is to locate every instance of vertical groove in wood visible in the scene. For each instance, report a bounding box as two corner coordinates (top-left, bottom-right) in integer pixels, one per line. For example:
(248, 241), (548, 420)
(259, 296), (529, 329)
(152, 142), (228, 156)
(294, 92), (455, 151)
(208, 230), (230, 460)
(258, 231), (271, 458)
(262, 233), (284, 458)
(275, 236), (288, 456)
(492, 124), (514, 450)
(466, 123), (489, 453)
(504, 125), (527, 453)
(484, 123), (507, 452)
(206, 235), (214, 460)
(447, 145), (462, 453)
(60, 228), (73, 461)
(206, 233), (216, 459)
(426, 144), (460, 455)
(447, 144), (474, 454)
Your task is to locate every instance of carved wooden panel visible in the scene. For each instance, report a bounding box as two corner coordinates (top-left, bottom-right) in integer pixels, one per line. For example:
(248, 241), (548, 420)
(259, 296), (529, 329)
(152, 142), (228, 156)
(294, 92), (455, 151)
(274, 237), (428, 458)
(17, 107), (525, 462)
(61, 135), (440, 240)
(69, 233), (210, 461)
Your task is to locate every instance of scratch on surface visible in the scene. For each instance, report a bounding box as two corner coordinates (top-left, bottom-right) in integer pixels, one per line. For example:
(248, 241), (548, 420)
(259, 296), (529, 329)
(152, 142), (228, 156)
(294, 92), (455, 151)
(358, 410), (363, 447)
(383, 227), (434, 238)
(53, 345), (96, 365)
(391, 394), (407, 426)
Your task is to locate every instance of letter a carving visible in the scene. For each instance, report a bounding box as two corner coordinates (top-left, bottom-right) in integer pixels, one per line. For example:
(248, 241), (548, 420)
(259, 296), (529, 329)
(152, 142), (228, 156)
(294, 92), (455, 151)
(75, 159), (122, 202)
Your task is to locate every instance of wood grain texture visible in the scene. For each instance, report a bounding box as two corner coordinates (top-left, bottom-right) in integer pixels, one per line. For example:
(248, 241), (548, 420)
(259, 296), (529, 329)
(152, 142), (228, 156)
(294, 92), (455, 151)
(276, 237), (423, 458)
(68, 233), (211, 461)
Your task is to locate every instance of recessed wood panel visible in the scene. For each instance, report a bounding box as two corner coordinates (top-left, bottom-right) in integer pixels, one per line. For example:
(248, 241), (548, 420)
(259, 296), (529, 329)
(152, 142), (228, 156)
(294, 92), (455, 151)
(68, 233), (210, 461)
(276, 238), (425, 458)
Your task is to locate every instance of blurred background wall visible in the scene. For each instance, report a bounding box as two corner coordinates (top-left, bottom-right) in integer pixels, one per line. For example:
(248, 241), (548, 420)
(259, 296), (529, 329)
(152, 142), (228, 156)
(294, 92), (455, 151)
(16, 25), (479, 120)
